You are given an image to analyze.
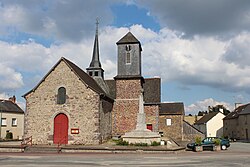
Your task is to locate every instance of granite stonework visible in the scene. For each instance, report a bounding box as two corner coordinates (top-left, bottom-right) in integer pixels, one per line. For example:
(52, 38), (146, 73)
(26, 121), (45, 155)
(24, 61), (112, 145)
(112, 78), (143, 135)
(159, 115), (184, 141)
(144, 104), (159, 132)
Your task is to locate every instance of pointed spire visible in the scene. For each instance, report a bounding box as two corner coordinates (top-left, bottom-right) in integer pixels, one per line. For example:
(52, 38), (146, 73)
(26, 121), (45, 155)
(89, 18), (101, 68)
(87, 18), (104, 79)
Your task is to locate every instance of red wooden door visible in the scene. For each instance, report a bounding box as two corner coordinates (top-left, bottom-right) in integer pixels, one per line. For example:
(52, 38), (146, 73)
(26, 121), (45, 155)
(147, 124), (153, 131)
(54, 113), (68, 144)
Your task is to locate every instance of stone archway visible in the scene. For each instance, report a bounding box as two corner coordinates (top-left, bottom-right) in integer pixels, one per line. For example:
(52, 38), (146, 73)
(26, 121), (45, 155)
(53, 113), (68, 144)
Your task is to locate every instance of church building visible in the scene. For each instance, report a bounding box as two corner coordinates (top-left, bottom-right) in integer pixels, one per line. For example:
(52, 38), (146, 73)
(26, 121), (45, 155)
(23, 23), (189, 145)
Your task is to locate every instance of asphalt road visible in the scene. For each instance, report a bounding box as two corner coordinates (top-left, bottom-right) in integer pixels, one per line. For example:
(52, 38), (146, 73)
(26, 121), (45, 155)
(0, 142), (249, 167)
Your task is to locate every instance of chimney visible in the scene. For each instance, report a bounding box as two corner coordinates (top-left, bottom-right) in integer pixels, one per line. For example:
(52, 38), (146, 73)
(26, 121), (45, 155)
(9, 95), (16, 103)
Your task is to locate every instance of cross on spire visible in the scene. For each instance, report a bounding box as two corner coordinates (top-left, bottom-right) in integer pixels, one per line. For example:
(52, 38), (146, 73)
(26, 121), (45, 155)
(96, 17), (99, 35)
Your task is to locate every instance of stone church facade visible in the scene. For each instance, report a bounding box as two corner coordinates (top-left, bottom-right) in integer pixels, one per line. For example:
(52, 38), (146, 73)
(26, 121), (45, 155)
(23, 23), (193, 145)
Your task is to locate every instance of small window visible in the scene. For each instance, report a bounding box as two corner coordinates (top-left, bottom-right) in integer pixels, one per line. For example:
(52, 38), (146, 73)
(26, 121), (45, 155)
(89, 71), (93, 76)
(57, 87), (66, 104)
(166, 118), (172, 126)
(1, 118), (7, 127)
(94, 71), (98, 76)
(125, 45), (131, 51)
(126, 52), (131, 64)
(12, 118), (17, 127)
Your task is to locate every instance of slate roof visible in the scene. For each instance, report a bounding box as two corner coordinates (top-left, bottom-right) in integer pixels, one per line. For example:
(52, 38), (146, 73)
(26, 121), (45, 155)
(143, 78), (161, 103)
(23, 57), (108, 98)
(116, 32), (140, 44)
(105, 77), (161, 104)
(194, 112), (220, 125)
(63, 58), (105, 94)
(224, 103), (250, 120)
(239, 104), (250, 115)
(105, 79), (116, 99)
(116, 32), (142, 51)
(0, 100), (24, 114)
(159, 102), (184, 115)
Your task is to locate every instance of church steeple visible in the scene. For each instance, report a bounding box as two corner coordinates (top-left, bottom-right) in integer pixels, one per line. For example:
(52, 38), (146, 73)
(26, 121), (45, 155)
(87, 18), (104, 78)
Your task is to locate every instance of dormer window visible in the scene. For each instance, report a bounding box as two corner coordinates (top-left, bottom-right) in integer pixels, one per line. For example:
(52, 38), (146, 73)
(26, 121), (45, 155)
(57, 87), (66, 104)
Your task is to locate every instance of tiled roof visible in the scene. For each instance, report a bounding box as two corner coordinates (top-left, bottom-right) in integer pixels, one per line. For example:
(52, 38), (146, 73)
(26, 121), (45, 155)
(0, 100), (24, 114)
(159, 102), (184, 115)
(194, 112), (219, 124)
(105, 77), (161, 104)
(23, 57), (107, 98)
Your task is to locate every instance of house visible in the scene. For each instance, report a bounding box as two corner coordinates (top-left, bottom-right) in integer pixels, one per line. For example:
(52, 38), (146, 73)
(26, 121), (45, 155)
(0, 96), (24, 140)
(223, 103), (250, 140)
(158, 103), (184, 141)
(194, 111), (225, 137)
(23, 21), (197, 145)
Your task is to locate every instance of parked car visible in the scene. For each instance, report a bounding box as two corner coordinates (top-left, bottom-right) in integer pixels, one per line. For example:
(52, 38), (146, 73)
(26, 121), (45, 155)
(187, 137), (230, 150)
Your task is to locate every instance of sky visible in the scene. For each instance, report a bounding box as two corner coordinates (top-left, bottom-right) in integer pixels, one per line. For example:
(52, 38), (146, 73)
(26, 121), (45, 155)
(1, 0), (250, 115)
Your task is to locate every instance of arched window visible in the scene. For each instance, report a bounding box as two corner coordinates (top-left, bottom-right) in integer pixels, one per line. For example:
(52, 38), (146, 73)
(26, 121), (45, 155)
(57, 87), (66, 104)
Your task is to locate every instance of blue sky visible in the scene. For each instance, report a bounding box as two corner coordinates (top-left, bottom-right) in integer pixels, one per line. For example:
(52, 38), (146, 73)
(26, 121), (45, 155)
(1, 0), (250, 114)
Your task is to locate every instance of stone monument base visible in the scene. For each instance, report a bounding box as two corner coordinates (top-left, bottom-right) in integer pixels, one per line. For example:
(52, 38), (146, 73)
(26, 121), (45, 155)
(122, 129), (161, 145)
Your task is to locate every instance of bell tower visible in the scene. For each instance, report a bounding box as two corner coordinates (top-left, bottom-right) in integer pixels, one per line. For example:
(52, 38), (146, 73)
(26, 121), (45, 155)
(116, 32), (142, 77)
(112, 32), (144, 135)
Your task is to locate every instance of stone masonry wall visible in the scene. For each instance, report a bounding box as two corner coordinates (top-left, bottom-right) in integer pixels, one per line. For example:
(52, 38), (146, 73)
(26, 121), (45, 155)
(238, 115), (250, 140)
(112, 79), (142, 135)
(183, 121), (205, 141)
(223, 119), (238, 139)
(144, 105), (159, 132)
(159, 115), (183, 141)
(24, 61), (102, 145)
(99, 99), (113, 142)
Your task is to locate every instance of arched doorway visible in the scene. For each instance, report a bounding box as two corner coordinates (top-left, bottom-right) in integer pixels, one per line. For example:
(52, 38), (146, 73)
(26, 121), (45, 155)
(54, 113), (68, 144)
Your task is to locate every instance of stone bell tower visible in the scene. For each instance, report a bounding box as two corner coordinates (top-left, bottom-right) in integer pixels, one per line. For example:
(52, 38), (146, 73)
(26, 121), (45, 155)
(112, 32), (144, 136)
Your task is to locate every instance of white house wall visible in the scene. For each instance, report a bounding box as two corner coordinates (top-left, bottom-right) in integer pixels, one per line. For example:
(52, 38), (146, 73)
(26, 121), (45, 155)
(206, 112), (225, 137)
(0, 112), (24, 139)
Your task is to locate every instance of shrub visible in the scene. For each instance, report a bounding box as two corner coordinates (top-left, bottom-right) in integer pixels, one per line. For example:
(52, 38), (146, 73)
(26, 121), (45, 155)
(213, 138), (221, 146)
(134, 142), (148, 146)
(195, 136), (202, 146)
(151, 141), (160, 146)
(6, 132), (13, 140)
(116, 139), (129, 146)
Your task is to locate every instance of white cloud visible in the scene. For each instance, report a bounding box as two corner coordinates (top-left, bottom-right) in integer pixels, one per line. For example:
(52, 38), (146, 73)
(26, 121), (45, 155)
(0, 93), (10, 100)
(137, 0), (250, 37)
(0, 63), (23, 91)
(0, 0), (118, 42)
(185, 98), (234, 115)
(1, 24), (250, 105)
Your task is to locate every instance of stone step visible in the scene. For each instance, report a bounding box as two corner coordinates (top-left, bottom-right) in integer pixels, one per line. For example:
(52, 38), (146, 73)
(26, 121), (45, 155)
(24, 146), (61, 153)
